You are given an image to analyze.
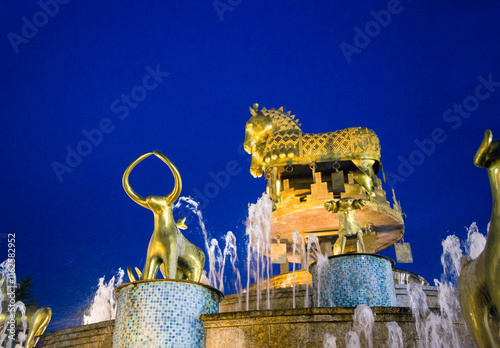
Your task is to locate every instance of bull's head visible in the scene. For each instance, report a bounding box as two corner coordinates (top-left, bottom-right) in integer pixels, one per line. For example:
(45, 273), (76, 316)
(244, 103), (273, 177)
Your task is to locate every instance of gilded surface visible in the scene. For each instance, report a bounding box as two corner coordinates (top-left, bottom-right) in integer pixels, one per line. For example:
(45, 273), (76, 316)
(325, 198), (367, 254)
(0, 280), (51, 348)
(458, 129), (500, 348)
(123, 150), (205, 282)
(243, 104), (381, 182)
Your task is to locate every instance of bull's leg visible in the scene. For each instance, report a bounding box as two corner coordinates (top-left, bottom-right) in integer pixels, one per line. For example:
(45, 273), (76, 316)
(143, 255), (162, 280)
(183, 245), (205, 282)
(250, 154), (263, 178)
(191, 250), (205, 283)
(166, 245), (178, 280)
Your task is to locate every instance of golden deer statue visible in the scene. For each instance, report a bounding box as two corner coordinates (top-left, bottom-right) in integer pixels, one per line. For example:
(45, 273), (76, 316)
(458, 129), (500, 347)
(123, 150), (205, 282)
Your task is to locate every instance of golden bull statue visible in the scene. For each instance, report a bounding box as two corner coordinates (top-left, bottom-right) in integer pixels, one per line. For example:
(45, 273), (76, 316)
(325, 198), (367, 254)
(243, 104), (382, 197)
(458, 129), (500, 347)
(123, 150), (205, 282)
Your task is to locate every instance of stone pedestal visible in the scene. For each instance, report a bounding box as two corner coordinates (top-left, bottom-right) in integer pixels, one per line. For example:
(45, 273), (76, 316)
(113, 280), (223, 348)
(311, 254), (397, 307)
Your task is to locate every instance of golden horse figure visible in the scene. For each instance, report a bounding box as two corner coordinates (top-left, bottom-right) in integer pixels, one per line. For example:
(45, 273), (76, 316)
(458, 129), (500, 348)
(243, 104), (382, 197)
(123, 150), (205, 282)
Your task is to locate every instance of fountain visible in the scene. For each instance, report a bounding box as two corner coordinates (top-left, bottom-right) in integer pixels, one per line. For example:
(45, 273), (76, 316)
(32, 106), (498, 348)
(200, 104), (477, 347)
(0, 259), (52, 348)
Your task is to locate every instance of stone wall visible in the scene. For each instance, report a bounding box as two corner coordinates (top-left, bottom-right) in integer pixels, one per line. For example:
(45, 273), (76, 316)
(37, 320), (114, 348)
(201, 307), (474, 348)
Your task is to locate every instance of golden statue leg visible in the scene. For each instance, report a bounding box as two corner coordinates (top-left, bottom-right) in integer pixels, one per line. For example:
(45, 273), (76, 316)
(25, 307), (52, 348)
(143, 255), (162, 280)
(341, 236), (347, 254)
(458, 129), (500, 348)
(357, 232), (366, 253)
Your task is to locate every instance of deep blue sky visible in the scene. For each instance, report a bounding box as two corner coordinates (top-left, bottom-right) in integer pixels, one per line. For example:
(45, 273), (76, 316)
(1, 0), (499, 331)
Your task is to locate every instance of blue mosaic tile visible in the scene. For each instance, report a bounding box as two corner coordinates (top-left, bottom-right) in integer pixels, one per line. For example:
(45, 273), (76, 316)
(113, 281), (222, 348)
(311, 254), (397, 307)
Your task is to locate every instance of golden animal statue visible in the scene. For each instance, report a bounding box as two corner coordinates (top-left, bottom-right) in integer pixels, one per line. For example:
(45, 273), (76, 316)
(0, 278), (51, 348)
(325, 198), (367, 254)
(123, 150), (205, 282)
(243, 103), (382, 197)
(458, 129), (500, 348)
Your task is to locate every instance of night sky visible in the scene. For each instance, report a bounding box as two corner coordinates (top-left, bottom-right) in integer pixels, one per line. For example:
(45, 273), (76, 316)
(1, 1), (500, 332)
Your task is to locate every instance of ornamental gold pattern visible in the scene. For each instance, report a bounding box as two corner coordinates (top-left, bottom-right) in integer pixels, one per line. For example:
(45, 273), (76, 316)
(244, 104), (381, 178)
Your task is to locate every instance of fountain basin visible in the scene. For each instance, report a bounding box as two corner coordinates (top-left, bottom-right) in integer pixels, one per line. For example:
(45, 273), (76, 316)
(311, 254), (397, 307)
(201, 307), (475, 348)
(113, 279), (223, 348)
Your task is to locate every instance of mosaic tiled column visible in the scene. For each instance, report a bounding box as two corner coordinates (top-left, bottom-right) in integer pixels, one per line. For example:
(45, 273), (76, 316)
(113, 280), (223, 348)
(311, 254), (397, 307)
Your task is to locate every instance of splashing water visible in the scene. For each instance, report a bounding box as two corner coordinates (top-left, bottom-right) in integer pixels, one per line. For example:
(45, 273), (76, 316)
(323, 333), (337, 348)
(174, 197), (216, 288)
(408, 279), (460, 347)
(353, 304), (374, 348)
(83, 268), (124, 325)
(0, 259), (27, 348)
(305, 235), (321, 308)
(464, 222), (486, 260)
(292, 230), (304, 309)
(345, 331), (361, 348)
(174, 196), (243, 296)
(407, 281), (430, 348)
(441, 235), (462, 282)
(245, 194), (273, 311)
(224, 231), (243, 310)
(208, 239), (224, 290)
(385, 322), (404, 348)
(315, 253), (329, 308)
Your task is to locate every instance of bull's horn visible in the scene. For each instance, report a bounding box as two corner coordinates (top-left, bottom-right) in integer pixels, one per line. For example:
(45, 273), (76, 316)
(122, 152), (153, 208)
(474, 129), (493, 168)
(153, 150), (182, 205)
(250, 106), (257, 116)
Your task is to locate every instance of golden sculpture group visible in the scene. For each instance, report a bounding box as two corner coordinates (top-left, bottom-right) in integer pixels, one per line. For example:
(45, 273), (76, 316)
(1, 104), (496, 347)
(457, 129), (500, 348)
(243, 103), (400, 257)
(123, 150), (205, 282)
(244, 104), (499, 346)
